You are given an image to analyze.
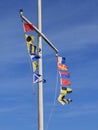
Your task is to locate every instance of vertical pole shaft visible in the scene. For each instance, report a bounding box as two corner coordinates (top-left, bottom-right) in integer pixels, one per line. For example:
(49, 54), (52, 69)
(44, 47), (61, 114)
(38, 0), (44, 130)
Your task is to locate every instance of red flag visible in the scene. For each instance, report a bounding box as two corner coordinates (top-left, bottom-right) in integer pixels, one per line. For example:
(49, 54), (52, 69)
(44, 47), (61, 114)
(61, 78), (71, 86)
(23, 23), (34, 32)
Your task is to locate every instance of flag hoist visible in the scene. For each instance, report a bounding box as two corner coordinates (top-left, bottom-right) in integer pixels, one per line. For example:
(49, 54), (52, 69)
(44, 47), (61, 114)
(19, 0), (72, 130)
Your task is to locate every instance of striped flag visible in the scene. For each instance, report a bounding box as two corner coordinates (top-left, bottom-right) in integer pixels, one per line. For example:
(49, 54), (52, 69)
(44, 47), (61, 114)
(59, 71), (70, 77)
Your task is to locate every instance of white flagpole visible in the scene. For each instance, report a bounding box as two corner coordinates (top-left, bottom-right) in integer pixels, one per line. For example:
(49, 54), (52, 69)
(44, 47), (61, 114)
(38, 0), (44, 130)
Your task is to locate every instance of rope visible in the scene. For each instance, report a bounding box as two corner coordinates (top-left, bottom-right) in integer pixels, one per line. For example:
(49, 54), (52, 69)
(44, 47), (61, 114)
(45, 68), (59, 130)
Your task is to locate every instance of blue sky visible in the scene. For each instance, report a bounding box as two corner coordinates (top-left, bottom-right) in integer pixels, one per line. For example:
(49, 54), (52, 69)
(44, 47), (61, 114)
(0, 0), (98, 130)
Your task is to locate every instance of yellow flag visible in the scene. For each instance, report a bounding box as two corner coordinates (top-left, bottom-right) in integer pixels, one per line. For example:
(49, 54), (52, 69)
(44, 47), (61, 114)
(58, 89), (68, 105)
(32, 61), (38, 72)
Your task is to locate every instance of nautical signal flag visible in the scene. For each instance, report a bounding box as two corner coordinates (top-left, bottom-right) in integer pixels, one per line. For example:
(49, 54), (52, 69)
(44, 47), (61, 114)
(23, 23), (34, 32)
(29, 45), (37, 55)
(60, 78), (71, 86)
(25, 34), (34, 45)
(25, 34), (35, 54)
(33, 73), (46, 84)
(33, 73), (41, 83)
(58, 88), (68, 105)
(58, 56), (66, 64)
(58, 63), (68, 71)
(32, 61), (38, 72)
(30, 54), (40, 61)
(59, 71), (70, 77)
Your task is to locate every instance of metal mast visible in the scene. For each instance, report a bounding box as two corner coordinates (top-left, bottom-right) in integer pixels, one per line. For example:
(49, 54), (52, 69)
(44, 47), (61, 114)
(37, 0), (44, 130)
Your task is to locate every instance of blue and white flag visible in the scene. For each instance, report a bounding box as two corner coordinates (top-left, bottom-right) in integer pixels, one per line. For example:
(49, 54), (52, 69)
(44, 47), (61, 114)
(33, 73), (41, 83)
(30, 54), (40, 61)
(58, 56), (66, 64)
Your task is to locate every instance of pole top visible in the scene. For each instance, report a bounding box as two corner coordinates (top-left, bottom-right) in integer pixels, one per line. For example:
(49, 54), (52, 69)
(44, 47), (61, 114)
(19, 9), (23, 17)
(20, 9), (23, 13)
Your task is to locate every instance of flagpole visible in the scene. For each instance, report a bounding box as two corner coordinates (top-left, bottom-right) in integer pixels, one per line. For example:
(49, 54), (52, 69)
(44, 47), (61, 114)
(37, 0), (44, 130)
(19, 4), (58, 130)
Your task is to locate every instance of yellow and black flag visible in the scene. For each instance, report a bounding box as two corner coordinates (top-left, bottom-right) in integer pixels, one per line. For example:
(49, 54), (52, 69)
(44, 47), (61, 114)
(58, 87), (72, 105)
(25, 34), (35, 54)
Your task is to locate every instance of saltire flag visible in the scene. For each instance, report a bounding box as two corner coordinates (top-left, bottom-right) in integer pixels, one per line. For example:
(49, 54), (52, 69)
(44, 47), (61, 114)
(33, 73), (41, 83)
(60, 78), (71, 86)
(33, 73), (46, 83)
(58, 63), (68, 71)
(23, 23), (34, 32)
(59, 71), (70, 77)
(58, 56), (66, 64)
